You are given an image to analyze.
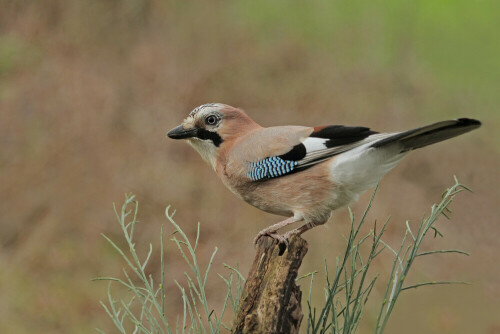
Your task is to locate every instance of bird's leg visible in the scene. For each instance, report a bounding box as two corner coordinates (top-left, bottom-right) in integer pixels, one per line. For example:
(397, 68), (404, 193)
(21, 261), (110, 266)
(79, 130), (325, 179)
(253, 216), (301, 246)
(282, 221), (325, 241)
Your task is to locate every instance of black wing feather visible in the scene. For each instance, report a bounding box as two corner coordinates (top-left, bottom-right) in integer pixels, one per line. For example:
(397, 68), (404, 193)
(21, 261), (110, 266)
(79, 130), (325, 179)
(311, 125), (378, 147)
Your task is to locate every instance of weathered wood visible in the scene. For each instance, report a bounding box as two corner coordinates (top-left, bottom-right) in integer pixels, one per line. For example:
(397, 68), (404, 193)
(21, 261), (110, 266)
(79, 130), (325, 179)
(232, 235), (308, 334)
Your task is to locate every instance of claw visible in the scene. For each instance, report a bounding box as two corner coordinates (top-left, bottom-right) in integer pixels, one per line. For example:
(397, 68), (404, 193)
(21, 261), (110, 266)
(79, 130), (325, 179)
(282, 229), (299, 243)
(274, 233), (288, 247)
(253, 233), (264, 247)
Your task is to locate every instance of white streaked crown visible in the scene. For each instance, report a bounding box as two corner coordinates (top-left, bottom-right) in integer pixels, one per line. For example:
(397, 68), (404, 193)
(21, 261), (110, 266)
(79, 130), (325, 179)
(189, 103), (226, 117)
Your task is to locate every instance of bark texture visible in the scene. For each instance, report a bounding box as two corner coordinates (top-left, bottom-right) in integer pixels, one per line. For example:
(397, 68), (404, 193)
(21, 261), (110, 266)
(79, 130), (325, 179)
(232, 235), (308, 334)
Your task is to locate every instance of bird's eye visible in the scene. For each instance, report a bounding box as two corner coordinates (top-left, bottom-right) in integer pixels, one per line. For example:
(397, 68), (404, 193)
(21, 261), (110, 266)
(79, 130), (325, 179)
(205, 115), (218, 126)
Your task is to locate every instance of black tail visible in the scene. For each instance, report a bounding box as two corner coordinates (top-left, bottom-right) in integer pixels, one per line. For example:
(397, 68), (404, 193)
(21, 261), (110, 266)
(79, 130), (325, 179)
(371, 118), (481, 152)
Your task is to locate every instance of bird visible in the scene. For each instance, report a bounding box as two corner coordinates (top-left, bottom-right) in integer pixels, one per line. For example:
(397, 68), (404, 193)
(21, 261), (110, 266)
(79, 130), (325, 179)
(167, 103), (481, 246)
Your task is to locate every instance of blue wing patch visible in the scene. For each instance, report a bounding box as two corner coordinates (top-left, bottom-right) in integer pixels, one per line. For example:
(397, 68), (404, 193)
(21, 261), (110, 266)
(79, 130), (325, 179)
(248, 157), (299, 181)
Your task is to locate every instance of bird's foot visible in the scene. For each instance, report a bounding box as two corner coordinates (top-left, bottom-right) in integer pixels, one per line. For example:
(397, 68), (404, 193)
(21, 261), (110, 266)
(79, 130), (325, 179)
(253, 217), (302, 248)
(253, 231), (288, 248)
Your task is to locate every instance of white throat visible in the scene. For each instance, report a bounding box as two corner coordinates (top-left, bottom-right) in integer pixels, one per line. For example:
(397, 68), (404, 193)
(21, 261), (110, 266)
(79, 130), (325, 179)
(187, 138), (217, 170)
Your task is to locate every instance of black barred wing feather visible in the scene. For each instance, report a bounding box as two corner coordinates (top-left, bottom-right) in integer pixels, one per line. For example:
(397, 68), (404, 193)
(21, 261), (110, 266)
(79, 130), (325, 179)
(247, 157), (299, 181)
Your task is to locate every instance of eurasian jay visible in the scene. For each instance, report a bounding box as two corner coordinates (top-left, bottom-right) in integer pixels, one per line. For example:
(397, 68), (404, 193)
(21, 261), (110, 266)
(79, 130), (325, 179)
(167, 103), (481, 245)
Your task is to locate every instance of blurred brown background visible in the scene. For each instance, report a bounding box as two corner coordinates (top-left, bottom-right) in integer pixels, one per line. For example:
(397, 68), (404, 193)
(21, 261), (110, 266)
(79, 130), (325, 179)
(1, 1), (499, 333)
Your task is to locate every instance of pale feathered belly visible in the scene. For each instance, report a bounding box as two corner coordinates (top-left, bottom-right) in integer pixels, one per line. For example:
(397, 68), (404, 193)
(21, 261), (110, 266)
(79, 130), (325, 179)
(227, 163), (353, 224)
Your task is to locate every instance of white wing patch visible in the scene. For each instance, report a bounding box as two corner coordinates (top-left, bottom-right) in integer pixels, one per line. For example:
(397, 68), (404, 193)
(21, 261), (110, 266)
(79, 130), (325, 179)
(302, 137), (329, 151)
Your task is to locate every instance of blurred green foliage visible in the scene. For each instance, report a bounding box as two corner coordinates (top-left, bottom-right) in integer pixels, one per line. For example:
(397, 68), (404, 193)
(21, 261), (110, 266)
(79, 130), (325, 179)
(0, 34), (39, 78)
(235, 0), (500, 122)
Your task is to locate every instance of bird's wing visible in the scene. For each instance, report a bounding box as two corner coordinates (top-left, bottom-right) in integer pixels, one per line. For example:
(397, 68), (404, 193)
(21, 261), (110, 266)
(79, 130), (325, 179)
(244, 125), (383, 181)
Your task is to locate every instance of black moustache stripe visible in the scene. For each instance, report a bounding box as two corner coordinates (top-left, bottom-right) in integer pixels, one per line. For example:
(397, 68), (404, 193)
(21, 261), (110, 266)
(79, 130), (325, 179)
(196, 129), (223, 147)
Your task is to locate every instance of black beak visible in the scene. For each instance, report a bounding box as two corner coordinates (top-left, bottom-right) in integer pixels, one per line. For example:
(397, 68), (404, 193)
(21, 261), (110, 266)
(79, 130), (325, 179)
(167, 125), (198, 139)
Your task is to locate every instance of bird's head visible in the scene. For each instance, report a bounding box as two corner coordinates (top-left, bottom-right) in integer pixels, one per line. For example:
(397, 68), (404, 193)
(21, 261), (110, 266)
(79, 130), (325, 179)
(167, 103), (260, 168)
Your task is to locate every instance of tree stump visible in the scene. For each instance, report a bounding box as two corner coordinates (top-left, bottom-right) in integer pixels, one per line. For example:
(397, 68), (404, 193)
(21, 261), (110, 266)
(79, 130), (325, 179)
(232, 235), (308, 334)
